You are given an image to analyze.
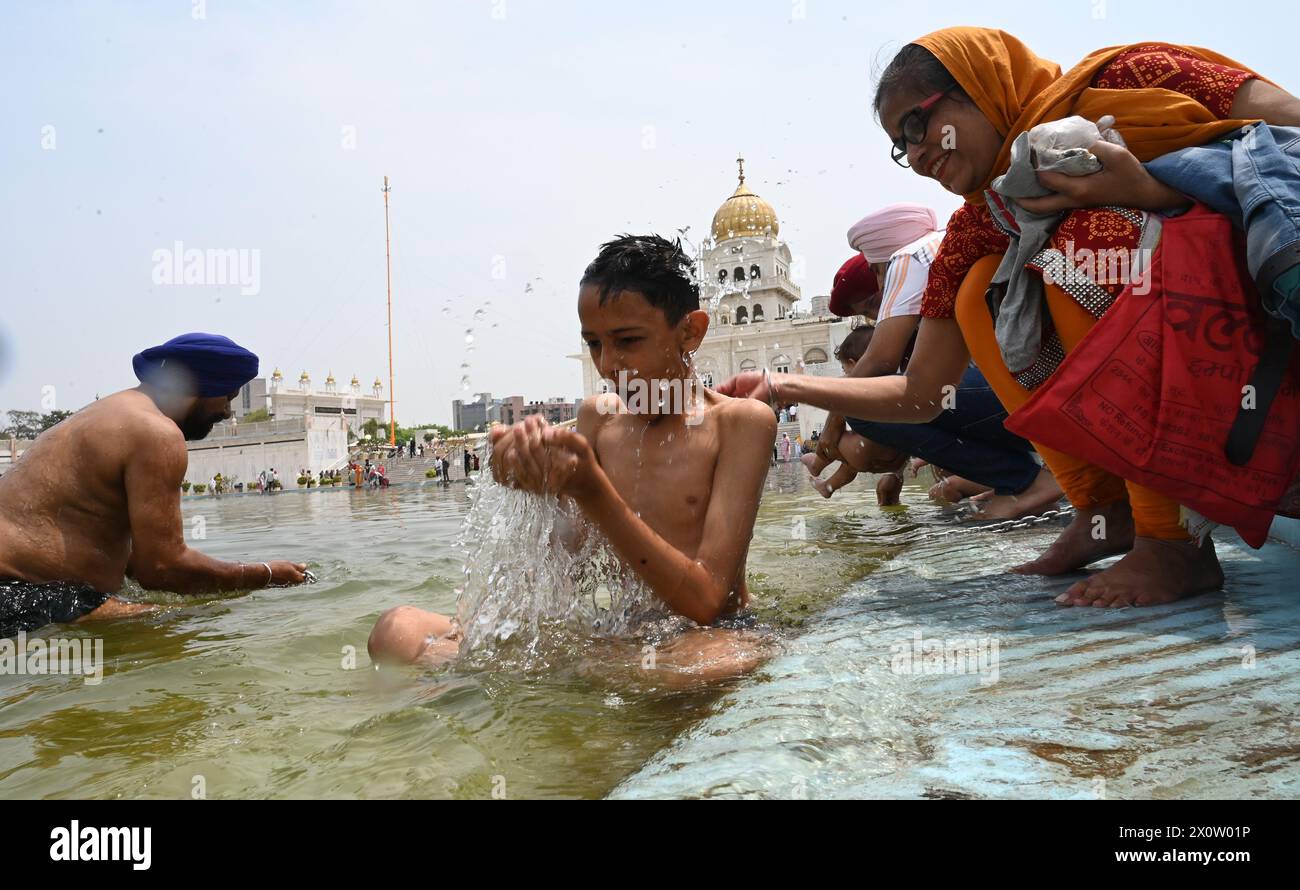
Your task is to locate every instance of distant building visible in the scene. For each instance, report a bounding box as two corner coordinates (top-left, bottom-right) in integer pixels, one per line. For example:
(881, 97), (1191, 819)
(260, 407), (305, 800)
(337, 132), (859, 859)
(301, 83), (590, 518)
(521, 398), (579, 425)
(236, 369), (388, 436)
(496, 395), (525, 426)
(453, 392), (493, 433)
(452, 392), (577, 431)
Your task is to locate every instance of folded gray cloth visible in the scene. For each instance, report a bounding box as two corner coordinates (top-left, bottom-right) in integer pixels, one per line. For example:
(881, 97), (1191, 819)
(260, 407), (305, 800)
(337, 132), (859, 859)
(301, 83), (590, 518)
(986, 115), (1118, 373)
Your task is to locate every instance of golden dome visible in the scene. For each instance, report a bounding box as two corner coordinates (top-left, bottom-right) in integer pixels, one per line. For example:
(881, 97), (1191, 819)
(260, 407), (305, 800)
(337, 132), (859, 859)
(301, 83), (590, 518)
(711, 156), (778, 241)
(299, 370), (310, 383)
(326, 371), (336, 385)
(350, 374), (360, 387)
(373, 377), (383, 388)
(271, 368), (283, 380)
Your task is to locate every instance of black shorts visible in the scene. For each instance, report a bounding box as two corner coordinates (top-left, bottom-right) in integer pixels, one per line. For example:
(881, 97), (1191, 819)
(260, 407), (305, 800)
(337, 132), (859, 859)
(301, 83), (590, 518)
(0, 578), (111, 638)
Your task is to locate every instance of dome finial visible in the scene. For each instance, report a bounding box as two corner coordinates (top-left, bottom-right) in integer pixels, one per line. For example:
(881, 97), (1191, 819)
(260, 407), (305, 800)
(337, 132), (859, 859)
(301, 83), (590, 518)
(711, 156), (778, 241)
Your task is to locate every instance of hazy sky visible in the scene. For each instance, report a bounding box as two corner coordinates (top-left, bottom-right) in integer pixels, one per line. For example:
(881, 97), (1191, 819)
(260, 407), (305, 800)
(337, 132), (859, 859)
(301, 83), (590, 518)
(2, 0), (1295, 425)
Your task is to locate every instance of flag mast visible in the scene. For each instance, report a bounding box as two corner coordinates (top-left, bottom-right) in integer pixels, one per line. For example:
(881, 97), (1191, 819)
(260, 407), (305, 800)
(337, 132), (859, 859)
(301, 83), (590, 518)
(383, 175), (396, 446)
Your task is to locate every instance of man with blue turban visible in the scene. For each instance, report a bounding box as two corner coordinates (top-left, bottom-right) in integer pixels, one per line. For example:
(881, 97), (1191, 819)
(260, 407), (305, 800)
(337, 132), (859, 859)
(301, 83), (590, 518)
(0, 333), (308, 637)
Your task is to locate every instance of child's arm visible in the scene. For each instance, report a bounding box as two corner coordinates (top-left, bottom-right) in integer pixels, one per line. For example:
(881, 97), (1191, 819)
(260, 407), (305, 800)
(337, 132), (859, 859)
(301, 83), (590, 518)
(552, 397), (616, 552)
(543, 400), (776, 625)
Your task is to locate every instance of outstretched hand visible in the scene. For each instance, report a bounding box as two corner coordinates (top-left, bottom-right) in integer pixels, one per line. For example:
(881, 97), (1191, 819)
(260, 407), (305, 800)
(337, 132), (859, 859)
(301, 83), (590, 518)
(267, 561), (309, 586)
(716, 370), (792, 408)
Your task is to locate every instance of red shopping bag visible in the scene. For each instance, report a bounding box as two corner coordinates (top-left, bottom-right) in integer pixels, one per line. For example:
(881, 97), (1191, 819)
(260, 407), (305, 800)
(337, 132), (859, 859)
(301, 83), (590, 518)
(1004, 205), (1300, 548)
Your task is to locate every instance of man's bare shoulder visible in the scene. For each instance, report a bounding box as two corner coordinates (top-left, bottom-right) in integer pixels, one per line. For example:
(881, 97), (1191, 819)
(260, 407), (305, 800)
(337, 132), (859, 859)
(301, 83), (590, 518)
(709, 392), (778, 442)
(83, 391), (186, 464)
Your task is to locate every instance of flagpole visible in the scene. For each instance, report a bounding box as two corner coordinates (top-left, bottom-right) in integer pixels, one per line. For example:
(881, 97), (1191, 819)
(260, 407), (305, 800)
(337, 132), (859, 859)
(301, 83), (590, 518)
(383, 175), (396, 446)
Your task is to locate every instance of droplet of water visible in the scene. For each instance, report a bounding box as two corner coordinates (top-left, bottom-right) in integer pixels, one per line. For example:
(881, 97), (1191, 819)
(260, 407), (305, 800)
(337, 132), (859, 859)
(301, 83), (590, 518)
(461, 376), (471, 390)
(473, 308), (487, 321)
(465, 332), (475, 345)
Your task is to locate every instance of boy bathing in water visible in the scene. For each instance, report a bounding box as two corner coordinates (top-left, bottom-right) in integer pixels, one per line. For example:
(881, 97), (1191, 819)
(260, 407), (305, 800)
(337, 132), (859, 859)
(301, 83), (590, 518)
(801, 325), (906, 504)
(368, 235), (777, 684)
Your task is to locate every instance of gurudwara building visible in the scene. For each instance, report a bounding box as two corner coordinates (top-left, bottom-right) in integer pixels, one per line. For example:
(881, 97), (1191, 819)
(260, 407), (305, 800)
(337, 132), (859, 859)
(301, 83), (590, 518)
(236, 369), (389, 436)
(183, 370), (390, 487)
(577, 158), (853, 440)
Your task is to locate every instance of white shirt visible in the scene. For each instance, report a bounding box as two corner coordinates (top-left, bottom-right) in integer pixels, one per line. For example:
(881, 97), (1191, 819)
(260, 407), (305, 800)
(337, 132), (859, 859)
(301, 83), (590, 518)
(877, 230), (945, 322)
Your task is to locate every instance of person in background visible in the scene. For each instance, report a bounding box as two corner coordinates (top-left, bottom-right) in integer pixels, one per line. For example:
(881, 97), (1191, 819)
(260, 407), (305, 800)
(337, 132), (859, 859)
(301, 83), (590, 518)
(804, 209), (1061, 518)
(0, 333), (308, 637)
(802, 325), (907, 502)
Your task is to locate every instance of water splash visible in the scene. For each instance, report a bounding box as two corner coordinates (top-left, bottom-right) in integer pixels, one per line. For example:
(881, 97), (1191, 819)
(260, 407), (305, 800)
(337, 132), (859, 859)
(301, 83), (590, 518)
(677, 230), (762, 312)
(453, 472), (666, 669)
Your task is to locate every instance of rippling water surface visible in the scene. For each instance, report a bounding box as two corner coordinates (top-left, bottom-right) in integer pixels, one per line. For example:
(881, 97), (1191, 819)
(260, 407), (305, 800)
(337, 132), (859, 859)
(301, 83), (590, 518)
(0, 464), (934, 799)
(7, 464), (1293, 799)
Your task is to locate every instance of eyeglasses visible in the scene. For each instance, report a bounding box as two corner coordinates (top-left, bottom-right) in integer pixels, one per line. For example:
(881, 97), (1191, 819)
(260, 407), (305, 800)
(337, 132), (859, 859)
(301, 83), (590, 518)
(890, 84), (956, 168)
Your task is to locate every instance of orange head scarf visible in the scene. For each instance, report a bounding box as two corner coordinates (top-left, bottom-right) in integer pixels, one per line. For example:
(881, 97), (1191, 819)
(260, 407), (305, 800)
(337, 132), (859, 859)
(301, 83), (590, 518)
(910, 27), (1265, 204)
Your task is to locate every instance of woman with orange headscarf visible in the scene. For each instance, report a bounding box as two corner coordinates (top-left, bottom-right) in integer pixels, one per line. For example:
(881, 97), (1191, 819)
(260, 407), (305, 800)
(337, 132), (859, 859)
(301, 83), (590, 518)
(719, 28), (1300, 608)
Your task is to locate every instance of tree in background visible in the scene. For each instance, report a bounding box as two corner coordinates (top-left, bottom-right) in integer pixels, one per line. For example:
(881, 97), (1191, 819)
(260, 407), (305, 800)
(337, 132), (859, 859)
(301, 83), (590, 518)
(2, 410), (41, 438)
(241, 407), (270, 423)
(2, 409), (74, 438)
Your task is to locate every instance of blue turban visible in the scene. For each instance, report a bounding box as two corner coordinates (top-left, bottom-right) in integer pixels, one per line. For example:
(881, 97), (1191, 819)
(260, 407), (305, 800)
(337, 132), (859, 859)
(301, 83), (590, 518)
(132, 333), (259, 397)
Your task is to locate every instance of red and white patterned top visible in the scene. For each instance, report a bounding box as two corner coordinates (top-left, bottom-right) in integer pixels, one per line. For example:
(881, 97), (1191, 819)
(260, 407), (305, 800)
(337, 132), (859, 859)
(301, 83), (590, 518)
(920, 44), (1256, 319)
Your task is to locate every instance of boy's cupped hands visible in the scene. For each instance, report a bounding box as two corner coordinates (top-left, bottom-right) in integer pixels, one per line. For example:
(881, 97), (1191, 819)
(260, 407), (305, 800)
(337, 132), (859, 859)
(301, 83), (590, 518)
(489, 415), (601, 500)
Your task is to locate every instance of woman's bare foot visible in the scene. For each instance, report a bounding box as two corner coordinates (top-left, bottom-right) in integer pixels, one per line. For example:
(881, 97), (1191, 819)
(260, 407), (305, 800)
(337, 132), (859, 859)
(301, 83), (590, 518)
(1055, 536), (1223, 607)
(800, 452), (826, 477)
(1011, 500), (1135, 575)
(966, 468), (1064, 520)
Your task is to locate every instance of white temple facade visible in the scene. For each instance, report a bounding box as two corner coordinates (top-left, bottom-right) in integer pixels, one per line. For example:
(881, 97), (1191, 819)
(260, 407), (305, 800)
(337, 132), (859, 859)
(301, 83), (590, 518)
(237, 369), (389, 436)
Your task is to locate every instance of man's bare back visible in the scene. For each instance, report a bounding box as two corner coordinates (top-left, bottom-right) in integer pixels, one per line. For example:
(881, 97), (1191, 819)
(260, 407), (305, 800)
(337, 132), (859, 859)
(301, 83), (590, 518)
(0, 390), (173, 592)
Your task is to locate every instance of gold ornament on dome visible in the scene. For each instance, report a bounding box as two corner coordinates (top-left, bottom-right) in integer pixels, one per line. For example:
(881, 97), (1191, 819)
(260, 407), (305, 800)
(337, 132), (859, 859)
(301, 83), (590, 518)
(710, 154), (779, 242)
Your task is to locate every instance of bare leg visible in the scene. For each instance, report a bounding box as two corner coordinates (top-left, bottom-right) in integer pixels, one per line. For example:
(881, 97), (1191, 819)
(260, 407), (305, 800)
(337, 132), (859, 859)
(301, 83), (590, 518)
(1055, 536), (1223, 607)
(800, 451), (829, 477)
(642, 628), (771, 689)
(966, 467), (1064, 520)
(368, 605), (459, 666)
(811, 461), (858, 498)
(76, 596), (157, 623)
(1011, 500), (1135, 575)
